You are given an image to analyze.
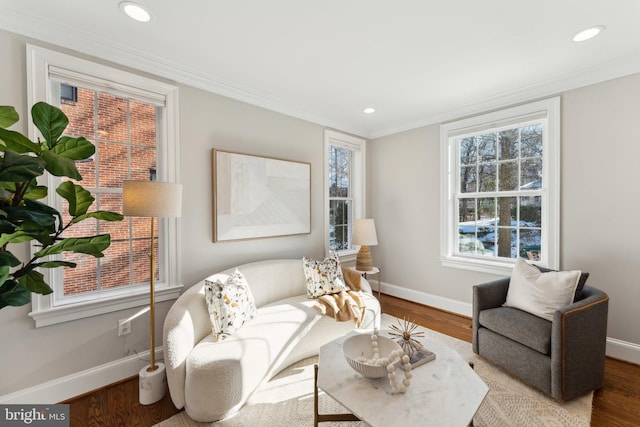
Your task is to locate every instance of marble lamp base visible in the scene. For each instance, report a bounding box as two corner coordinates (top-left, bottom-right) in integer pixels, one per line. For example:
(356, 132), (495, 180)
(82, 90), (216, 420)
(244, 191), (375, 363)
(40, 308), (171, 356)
(139, 362), (167, 405)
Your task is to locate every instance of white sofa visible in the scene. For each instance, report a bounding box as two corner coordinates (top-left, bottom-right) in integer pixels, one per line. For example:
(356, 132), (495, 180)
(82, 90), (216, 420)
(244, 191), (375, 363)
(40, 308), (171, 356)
(163, 259), (381, 422)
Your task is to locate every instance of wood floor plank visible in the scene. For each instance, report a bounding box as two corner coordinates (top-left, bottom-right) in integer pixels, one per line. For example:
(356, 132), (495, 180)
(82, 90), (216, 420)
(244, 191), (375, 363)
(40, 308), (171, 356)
(64, 294), (640, 426)
(63, 374), (180, 426)
(381, 294), (640, 427)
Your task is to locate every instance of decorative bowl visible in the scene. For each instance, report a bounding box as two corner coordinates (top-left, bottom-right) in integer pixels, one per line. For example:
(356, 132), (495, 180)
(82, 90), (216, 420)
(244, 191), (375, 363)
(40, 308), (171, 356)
(342, 333), (403, 378)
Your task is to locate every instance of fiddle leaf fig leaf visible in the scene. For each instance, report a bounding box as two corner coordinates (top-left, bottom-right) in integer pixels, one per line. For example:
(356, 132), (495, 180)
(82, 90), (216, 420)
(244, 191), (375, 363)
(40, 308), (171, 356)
(53, 136), (95, 160)
(56, 181), (94, 216)
(23, 184), (48, 200)
(6, 205), (57, 227)
(0, 102), (123, 310)
(0, 106), (19, 128)
(0, 231), (34, 246)
(0, 280), (31, 309)
(0, 265), (9, 284)
(0, 251), (21, 268)
(0, 129), (41, 154)
(24, 199), (62, 233)
(32, 102), (68, 147)
(41, 150), (82, 181)
(17, 270), (53, 295)
(72, 211), (124, 224)
(34, 234), (111, 258)
(0, 149), (46, 182)
(35, 261), (77, 269)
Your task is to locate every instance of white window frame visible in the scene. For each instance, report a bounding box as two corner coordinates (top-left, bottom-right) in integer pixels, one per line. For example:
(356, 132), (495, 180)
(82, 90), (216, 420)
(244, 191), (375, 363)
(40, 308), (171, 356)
(440, 97), (560, 275)
(26, 45), (182, 327)
(324, 130), (366, 260)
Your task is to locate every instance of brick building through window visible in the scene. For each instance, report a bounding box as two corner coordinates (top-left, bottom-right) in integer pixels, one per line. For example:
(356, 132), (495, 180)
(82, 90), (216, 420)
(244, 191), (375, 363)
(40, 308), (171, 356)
(60, 87), (159, 296)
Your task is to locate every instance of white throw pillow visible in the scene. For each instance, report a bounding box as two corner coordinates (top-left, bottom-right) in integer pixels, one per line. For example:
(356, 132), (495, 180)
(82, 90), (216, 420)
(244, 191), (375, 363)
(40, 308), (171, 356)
(504, 258), (581, 321)
(302, 253), (348, 298)
(204, 269), (257, 340)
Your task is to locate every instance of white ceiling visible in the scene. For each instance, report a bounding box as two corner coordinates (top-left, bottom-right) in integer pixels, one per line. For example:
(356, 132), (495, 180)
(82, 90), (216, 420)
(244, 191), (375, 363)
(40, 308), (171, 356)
(1, 0), (639, 138)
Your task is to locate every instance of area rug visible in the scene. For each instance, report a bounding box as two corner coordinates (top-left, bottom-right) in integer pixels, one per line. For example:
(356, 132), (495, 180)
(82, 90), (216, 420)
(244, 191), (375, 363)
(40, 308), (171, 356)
(155, 314), (592, 427)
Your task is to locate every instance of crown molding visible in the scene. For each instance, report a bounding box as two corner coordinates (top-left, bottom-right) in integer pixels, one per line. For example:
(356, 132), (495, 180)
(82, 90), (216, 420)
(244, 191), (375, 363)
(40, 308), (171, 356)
(370, 53), (640, 139)
(1, 5), (638, 141)
(0, 6), (366, 137)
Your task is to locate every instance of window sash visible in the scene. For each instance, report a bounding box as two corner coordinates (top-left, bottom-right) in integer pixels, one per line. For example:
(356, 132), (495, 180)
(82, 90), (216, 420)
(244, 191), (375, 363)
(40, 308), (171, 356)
(324, 130), (366, 258)
(440, 97), (560, 275)
(49, 67), (167, 107)
(26, 44), (182, 327)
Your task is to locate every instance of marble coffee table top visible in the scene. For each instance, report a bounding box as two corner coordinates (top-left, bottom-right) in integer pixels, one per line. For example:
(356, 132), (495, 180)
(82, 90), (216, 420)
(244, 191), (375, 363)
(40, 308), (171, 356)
(317, 329), (488, 427)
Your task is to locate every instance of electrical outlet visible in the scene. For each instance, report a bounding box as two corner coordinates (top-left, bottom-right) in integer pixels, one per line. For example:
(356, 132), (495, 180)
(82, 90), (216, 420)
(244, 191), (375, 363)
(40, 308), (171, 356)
(118, 319), (131, 336)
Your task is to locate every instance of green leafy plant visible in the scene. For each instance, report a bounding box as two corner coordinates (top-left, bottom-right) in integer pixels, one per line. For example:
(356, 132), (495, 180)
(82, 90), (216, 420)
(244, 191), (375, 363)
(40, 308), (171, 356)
(0, 102), (124, 310)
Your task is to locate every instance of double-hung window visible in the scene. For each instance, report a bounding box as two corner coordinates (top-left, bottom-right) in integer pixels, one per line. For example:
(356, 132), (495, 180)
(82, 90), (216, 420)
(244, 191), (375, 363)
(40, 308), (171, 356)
(324, 130), (366, 258)
(27, 45), (181, 326)
(440, 98), (560, 275)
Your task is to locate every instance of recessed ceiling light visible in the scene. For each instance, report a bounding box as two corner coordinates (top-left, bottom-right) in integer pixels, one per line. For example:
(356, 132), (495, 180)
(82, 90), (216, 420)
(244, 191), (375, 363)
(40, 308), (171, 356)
(363, 107), (376, 114)
(119, 2), (151, 22)
(572, 25), (605, 42)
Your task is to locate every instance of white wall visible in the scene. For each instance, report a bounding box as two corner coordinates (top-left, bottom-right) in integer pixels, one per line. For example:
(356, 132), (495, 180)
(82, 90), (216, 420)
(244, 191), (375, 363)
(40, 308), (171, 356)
(0, 30), (328, 400)
(1, 26), (638, 402)
(369, 72), (640, 361)
(178, 84), (326, 286)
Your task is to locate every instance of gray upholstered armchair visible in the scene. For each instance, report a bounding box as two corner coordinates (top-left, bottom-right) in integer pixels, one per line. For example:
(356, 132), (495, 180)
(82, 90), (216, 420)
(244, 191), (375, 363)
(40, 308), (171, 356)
(473, 277), (609, 401)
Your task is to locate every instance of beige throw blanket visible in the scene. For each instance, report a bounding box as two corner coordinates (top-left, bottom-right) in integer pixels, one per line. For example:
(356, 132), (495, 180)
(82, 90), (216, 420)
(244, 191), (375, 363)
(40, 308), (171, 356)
(313, 267), (366, 327)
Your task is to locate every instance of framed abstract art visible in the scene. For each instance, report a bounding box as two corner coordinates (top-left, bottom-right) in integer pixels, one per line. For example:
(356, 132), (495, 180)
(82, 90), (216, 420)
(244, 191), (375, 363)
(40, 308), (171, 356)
(212, 149), (311, 242)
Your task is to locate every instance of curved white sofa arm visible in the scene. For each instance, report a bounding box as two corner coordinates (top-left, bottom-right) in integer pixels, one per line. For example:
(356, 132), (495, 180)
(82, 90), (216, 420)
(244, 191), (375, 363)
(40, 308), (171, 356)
(163, 287), (211, 410)
(163, 259), (380, 422)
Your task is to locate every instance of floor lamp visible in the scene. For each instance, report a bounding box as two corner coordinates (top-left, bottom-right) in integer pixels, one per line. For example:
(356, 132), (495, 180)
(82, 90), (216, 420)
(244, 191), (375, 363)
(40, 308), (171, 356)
(122, 180), (182, 405)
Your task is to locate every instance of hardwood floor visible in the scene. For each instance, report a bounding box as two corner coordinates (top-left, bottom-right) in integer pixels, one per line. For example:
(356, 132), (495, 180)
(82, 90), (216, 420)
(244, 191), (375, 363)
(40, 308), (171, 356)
(63, 375), (180, 427)
(381, 295), (640, 427)
(64, 294), (640, 426)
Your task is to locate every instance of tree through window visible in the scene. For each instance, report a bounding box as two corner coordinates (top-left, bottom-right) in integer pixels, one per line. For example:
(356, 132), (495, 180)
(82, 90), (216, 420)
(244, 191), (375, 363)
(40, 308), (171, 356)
(324, 130), (365, 257)
(441, 98), (560, 273)
(457, 124), (543, 260)
(328, 145), (351, 252)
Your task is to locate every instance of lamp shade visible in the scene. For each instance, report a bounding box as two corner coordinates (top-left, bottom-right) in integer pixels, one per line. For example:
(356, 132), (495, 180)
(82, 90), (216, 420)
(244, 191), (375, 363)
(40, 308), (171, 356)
(352, 219), (378, 246)
(122, 180), (182, 218)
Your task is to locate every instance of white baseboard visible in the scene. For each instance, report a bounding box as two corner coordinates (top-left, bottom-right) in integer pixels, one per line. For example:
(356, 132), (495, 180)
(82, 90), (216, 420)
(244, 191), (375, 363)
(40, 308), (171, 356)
(380, 281), (640, 365)
(606, 338), (640, 365)
(4, 282), (639, 405)
(0, 348), (163, 404)
(380, 281), (472, 318)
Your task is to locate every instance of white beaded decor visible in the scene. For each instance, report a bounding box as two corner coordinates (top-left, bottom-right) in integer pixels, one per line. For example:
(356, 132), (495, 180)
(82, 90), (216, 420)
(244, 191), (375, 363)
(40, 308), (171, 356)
(354, 329), (412, 393)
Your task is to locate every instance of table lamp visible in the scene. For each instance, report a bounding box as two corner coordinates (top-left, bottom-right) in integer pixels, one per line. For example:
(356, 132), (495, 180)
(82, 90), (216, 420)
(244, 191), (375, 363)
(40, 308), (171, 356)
(353, 218), (378, 271)
(122, 180), (182, 405)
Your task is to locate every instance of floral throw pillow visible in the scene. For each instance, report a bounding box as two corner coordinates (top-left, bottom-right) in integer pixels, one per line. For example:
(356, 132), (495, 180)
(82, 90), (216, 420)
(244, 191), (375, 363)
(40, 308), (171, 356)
(204, 269), (257, 340)
(302, 253), (348, 298)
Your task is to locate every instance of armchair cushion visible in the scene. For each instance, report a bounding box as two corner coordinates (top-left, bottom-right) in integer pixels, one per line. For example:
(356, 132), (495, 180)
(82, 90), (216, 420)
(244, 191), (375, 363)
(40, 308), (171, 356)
(504, 258), (580, 321)
(479, 307), (552, 354)
(534, 264), (590, 301)
(474, 275), (609, 402)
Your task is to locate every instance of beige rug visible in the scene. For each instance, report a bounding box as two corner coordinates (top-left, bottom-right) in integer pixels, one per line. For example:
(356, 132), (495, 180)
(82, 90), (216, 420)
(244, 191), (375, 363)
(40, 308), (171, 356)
(155, 314), (592, 427)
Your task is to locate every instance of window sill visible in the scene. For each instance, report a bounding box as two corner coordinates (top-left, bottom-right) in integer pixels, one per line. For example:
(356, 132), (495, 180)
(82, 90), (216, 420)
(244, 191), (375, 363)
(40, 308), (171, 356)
(337, 249), (358, 263)
(440, 255), (516, 276)
(29, 283), (183, 328)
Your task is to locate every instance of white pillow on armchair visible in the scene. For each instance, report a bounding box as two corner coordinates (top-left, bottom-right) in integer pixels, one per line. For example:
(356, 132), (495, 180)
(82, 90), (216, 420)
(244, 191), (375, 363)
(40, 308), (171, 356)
(504, 258), (581, 321)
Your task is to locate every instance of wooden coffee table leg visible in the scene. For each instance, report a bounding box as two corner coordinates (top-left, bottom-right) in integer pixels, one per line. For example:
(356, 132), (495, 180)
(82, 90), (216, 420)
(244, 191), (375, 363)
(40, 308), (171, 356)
(314, 364), (360, 425)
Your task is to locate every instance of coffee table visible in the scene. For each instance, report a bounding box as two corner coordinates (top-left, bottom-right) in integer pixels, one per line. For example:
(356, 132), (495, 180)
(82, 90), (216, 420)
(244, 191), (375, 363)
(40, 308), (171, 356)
(314, 330), (488, 427)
